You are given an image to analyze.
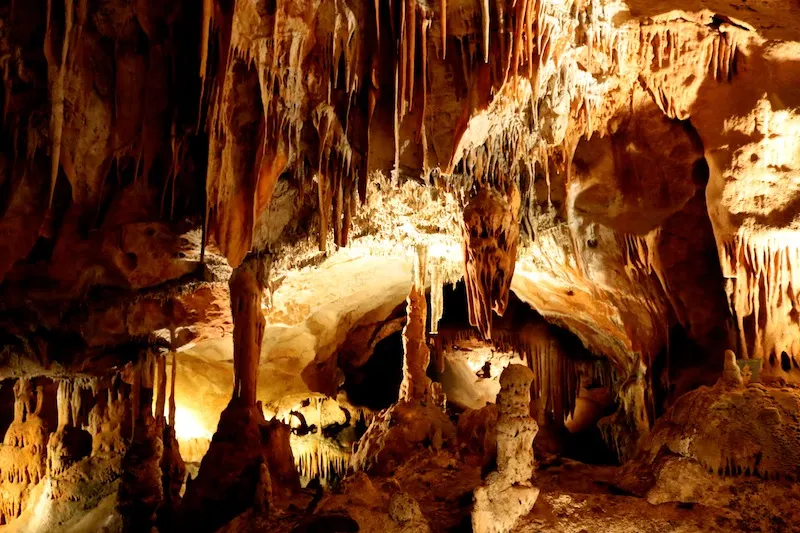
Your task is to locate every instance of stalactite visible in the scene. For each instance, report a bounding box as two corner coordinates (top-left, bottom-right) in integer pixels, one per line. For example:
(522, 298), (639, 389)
(56, 379), (72, 428)
(441, 0), (447, 58)
(393, 57), (401, 183)
(200, 0), (213, 79)
(155, 352), (167, 423)
(511, 0), (528, 80)
(481, 0), (490, 63)
(462, 186), (520, 339)
(132, 361), (142, 436)
(406, 0), (416, 114)
(71, 379), (82, 428)
(430, 257), (444, 335)
(168, 329), (178, 428)
(399, 0), (407, 120)
(44, 0), (74, 206)
(374, 0), (381, 45)
(420, 16), (431, 166)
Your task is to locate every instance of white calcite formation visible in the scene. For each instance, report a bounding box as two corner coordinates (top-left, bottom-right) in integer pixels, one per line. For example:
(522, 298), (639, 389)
(472, 364), (539, 533)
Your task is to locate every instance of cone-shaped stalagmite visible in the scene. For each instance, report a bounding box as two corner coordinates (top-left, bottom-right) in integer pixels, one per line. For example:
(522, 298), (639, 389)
(179, 253), (298, 532)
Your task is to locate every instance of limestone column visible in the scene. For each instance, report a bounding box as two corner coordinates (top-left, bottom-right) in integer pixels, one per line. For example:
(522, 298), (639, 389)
(229, 257), (267, 406)
(400, 245), (432, 402)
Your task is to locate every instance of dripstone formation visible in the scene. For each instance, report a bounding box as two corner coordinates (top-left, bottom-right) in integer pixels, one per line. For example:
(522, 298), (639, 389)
(472, 364), (540, 533)
(0, 0), (800, 531)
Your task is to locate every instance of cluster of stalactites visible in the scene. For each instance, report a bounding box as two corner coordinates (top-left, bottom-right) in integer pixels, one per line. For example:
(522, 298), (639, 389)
(313, 104), (359, 251)
(720, 235), (800, 376)
(433, 326), (617, 425)
(617, 232), (672, 355)
(55, 378), (90, 430)
(462, 185), (521, 340)
(498, 329), (616, 424)
(278, 396), (369, 484)
(637, 20), (743, 121)
(291, 437), (350, 483)
(202, 0), (370, 262)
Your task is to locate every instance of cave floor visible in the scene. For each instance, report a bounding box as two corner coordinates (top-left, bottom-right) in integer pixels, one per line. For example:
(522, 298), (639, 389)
(228, 452), (800, 533)
(523, 460), (775, 533)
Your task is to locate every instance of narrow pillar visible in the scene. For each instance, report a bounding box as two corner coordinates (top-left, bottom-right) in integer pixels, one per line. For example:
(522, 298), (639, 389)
(229, 257), (267, 406)
(400, 246), (432, 402)
(155, 353), (168, 424)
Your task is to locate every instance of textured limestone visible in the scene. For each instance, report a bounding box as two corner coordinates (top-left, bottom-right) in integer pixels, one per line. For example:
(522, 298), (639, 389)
(462, 186), (521, 340)
(617, 381), (800, 502)
(472, 364), (539, 533)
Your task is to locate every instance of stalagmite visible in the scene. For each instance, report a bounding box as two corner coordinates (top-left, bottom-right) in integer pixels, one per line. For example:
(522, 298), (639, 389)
(722, 349), (743, 386)
(472, 365), (539, 533)
(400, 245), (433, 402)
(254, 461), (273, 514)
(1, 379), (48, 524)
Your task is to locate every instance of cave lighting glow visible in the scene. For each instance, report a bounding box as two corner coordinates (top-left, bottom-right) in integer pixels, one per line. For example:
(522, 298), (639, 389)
(168, 406), (213, 440)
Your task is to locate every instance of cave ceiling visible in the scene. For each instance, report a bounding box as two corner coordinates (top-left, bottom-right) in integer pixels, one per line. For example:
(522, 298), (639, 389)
(0, 0), (799, 388)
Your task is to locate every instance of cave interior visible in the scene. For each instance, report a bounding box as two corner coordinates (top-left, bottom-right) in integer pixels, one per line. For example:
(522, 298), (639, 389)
(1, 0), (800, 531)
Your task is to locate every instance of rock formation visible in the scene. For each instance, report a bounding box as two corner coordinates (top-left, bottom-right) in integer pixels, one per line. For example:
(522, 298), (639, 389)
(118, 354), (165, 532)
(0, 0), (799, 531)
(472, 364), (539, 533)
(462, 186), (521, 340)
(400, 246), (433, 402)
(0, 380), (48, 524)
(229, 257), (268, 407)
(353, 247), (456, 475)
(178, 253), (298, 532)
(46, 380), (91, 478)
(722, 349), (744, 386)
